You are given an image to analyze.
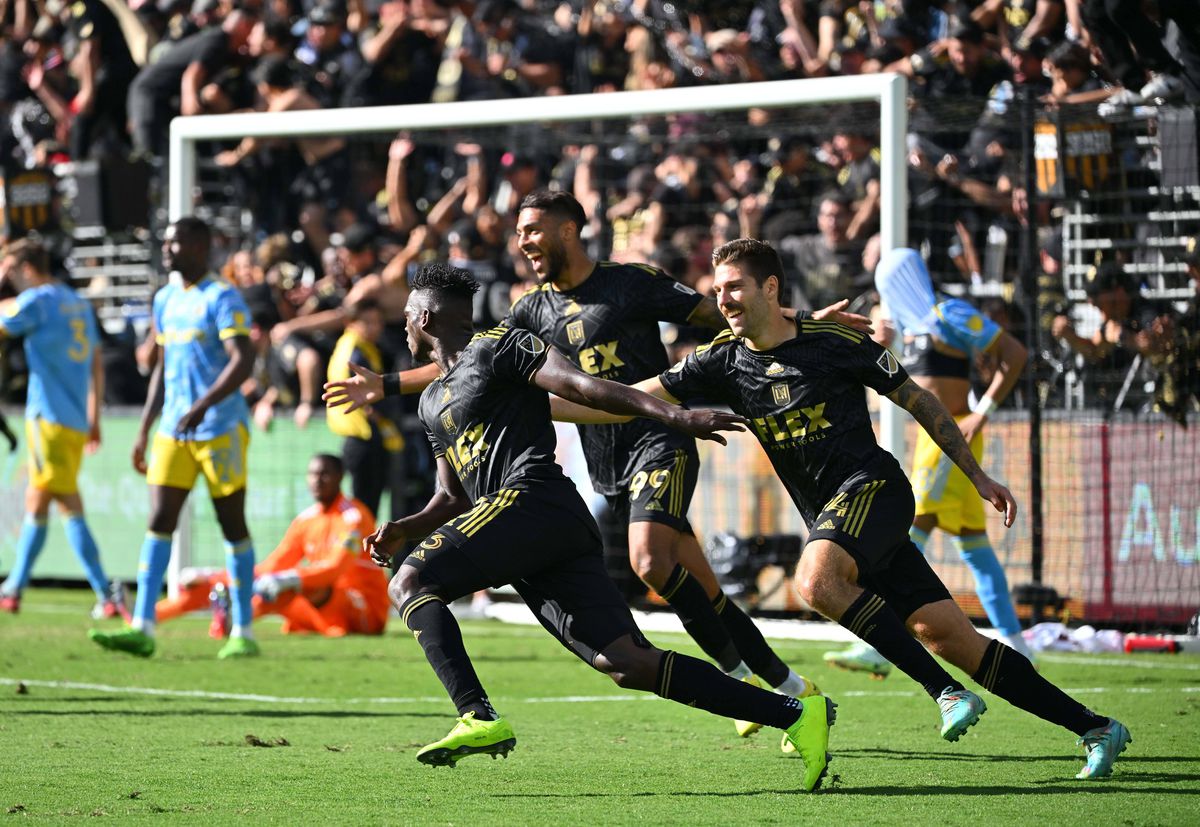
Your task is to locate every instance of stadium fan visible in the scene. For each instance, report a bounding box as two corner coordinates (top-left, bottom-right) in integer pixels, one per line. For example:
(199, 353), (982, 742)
(558, 238), (1131, 781)
(325, 190), (877, 740)
(326, 299), (404, 517)
(155, 453), (388, 637)
(89, 217), (260, 660)
(825, 247), (1034, 678)
(0, 239), (128, 620)
(357, 262), (836, 790)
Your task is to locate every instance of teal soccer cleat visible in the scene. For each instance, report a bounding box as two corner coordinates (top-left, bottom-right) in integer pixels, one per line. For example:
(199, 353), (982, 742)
(937, 686), (986, 741)
(1076, 719), (1132, 779)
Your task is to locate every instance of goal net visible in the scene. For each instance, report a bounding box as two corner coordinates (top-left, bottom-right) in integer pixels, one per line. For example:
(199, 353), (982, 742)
(166, 74), (923, 609)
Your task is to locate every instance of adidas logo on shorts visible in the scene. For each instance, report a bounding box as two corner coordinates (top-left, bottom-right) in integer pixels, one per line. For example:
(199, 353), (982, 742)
(816, 520), (836, 531)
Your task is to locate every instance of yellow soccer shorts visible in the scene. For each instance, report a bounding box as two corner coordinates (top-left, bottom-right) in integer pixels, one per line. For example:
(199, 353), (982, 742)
(26, 418), (87, 495)
(910, 415), (985, 535)
(147, 424), (249, 499)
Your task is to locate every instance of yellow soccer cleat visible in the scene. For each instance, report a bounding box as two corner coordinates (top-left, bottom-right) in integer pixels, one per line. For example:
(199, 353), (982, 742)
(416, 713), (517, 768)
(781, 695), (838, 792)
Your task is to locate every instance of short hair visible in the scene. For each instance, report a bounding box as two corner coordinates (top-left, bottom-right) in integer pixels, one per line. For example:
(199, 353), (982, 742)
(818, 191), (852, 212)
(1045, 41), (1090, 74)
(4, 238), (50, 275)
(519, 189), (587, 232)
(173, 216), (212, 248)
(311, 453), (344, 475)
(347, 298), (381, 321)
(712, 238), (787, 291)
(253, 55), (293, 90)
(410, 262), (480, 303)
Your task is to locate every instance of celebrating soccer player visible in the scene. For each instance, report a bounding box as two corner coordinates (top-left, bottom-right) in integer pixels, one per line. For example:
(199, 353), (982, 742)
(0, 239), (127, 619)
(89, 217), (261, 659)
(826, 248), (1034, 677)
(354, 263), (837, 791)
(562, 238), (1130, 781)
(326, 191), (873, 738)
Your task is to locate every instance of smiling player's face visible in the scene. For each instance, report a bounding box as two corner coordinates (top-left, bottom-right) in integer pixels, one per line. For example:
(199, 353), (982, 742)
(713, 263), (773, 340)
(516, 208), (569, 284)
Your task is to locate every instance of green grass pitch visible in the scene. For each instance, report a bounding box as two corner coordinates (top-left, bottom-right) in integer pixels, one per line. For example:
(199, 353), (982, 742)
(2, 589), (1198, 824)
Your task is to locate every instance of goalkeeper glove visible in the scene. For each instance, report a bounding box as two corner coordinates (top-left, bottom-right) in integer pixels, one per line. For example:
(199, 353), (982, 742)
(253, 570), (301, 600)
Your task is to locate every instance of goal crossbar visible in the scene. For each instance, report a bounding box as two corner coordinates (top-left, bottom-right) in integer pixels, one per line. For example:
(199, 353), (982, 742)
(169, 74), (907, 250)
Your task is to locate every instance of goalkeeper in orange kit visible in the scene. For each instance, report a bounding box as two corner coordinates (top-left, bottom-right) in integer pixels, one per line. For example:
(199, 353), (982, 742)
(157, 453), (389, 636)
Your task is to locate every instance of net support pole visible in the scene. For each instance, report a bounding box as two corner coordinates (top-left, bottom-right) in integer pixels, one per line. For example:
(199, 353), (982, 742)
(1019, 86), (1046, 593)
(165, 121), (196, 596)
(877, 73), (908, 460)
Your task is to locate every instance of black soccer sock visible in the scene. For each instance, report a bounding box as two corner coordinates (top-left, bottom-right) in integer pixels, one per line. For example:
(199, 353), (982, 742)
(839, 590), (962, 700)
(654, 650), (803, 730)
(401, 593), (497, 721)
(658, 565), (742, 673)
(973, 639), (1108, 736)
(712, 591), (791, 686)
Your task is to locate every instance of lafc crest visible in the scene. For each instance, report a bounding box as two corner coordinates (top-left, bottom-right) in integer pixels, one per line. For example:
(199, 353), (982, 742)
(566, 319), (585, 345)
(771, 383), (791, 405)
(441, 408), (457, 434)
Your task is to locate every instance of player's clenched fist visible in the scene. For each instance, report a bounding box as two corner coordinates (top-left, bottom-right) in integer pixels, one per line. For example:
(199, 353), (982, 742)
(364, 522), (406, 567)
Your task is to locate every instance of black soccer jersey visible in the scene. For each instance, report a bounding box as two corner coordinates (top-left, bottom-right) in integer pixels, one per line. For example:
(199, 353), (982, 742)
(508, 261), (705, 495)
(419, 326), (579, 504)
(659, 320), (911, 525)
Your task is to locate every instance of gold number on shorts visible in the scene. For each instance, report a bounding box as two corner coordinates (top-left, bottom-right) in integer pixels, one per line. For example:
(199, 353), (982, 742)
(629, 468), (671, 501)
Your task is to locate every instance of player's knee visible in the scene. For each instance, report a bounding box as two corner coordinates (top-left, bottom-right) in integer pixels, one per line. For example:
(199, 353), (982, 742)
(628, 545), (671, 588)
(147, 510), (179, 535)
(592, 651), (655, 691)
(389, 565), (437, 608)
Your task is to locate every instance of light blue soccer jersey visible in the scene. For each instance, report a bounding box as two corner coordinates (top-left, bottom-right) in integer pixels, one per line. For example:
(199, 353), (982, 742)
(154, 275), (251, 440)
(932, 298), (1002, 358)
(0, 281), (97, 432)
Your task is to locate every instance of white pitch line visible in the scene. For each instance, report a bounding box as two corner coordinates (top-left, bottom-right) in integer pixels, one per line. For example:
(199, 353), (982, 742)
(3, 677), (1198, 706)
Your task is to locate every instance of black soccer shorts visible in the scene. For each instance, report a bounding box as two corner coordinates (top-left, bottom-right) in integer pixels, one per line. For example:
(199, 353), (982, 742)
(806, 471), (952, 621)
(604, 446), (697, 534)
(403, 482), (646, 666)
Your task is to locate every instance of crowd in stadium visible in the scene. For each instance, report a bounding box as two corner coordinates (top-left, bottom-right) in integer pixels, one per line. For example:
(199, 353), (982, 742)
(0, 0), (1196, 426)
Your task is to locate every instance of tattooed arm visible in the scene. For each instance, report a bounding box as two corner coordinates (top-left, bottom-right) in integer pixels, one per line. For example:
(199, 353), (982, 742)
(886, 378), (1018, 527)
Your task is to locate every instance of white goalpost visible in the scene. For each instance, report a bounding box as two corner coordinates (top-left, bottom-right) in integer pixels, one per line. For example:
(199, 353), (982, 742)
(165, 74), (909, 592)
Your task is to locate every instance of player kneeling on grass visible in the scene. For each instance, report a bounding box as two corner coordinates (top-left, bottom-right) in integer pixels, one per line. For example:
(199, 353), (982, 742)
(154, 453), (389, 637)
(329, 263), (837, 791)
(555, 239), (1130, 781)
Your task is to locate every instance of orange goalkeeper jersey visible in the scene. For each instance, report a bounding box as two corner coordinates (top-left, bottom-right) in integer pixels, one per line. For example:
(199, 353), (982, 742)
(256, 494), (387, 609)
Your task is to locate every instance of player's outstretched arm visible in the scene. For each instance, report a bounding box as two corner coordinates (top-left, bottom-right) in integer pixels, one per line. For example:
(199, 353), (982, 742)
(887, 378), (1017, 526)
(548, 377), (678, 424)
(323, 362), (442, 412)
(533, 349), (745, 445)
(364, 455), (472, 568)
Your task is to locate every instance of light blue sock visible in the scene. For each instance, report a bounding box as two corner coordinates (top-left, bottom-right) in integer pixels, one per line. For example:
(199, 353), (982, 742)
(953, 532), (1022, 637)
(2, 516), (49, 595)
(909, 525), (931, 553)
(225, 538), (256, 634)
(133, 532), (174, 630)
(63, 514), (109, 599)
